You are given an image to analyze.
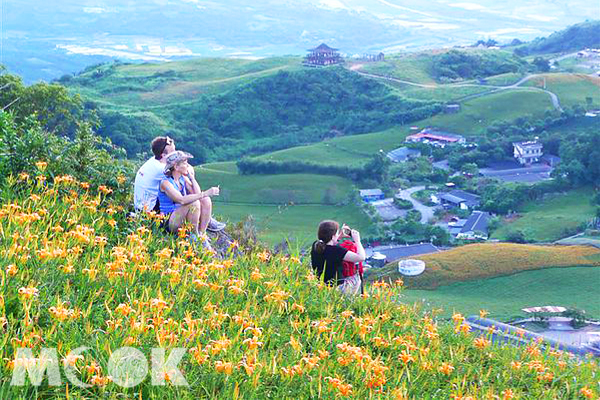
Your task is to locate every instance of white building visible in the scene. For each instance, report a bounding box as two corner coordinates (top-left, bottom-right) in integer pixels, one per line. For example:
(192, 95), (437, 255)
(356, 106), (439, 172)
(513, 140), (543, 166)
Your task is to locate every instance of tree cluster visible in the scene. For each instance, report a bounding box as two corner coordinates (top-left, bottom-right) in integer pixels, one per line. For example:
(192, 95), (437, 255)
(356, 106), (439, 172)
(430, 50), (527, 81)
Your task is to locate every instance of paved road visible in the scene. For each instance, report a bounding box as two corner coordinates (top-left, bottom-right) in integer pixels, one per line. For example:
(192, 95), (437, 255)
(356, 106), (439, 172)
(396, 186), (435, 224)
(352, 70), (563, 111)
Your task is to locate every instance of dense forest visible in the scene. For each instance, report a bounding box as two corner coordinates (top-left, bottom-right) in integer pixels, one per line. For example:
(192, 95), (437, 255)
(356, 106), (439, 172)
(96, 68), (441, 161)
(514, 20), (600, 56)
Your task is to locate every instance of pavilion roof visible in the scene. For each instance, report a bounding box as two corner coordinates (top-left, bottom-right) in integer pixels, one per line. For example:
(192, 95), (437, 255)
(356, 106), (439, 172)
(309, 43), (339, 52)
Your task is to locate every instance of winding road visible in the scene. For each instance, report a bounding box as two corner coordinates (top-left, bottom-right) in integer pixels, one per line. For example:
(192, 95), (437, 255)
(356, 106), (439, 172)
(396, 186), (436, 224)
(351, 70), (563, 111)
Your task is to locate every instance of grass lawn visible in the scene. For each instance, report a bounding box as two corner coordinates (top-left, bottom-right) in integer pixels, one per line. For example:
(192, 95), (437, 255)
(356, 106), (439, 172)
(492, 187), (596, 242)
(215, 203), (373, 246)
(556, 235), (600, 248)
(257, 126), (411, 167)
(196, 162), (355, 205)
(398, 266), (600, 321)
(355, 53), (436, 84)
(69, 57), (302, 109)
(195, 162), (374, 245)
(422, 89), (554, 136)
(525, 74), (600, 109)
(484, 72), (525, 86)
(399, 85), (487, 102)
(367, 243), (600, 289)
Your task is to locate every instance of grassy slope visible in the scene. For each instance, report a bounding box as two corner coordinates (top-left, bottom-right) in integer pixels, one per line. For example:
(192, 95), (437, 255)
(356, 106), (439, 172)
(492, 187), (596, 242)
(524, 73), (600, 108)
(423, 90), (554, 136)
(195, 162), (373, 245)
(70, 57), (302, 110)
(352, 53), (437, 84)
(2, 178), (595, 398)
(255, 87), (557, 168)
(256, 126), (411, 167)
(354, 48), (520, 85)
(215, 203), (372, 246)
(400, 266), (600, 320)
(556, 235), (600, 248)
(367, 243), (600, 289)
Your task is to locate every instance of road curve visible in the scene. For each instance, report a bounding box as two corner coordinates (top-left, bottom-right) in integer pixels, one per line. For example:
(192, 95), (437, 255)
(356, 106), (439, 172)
(396, 186), (435, 224)
(351, 69), (563, 111)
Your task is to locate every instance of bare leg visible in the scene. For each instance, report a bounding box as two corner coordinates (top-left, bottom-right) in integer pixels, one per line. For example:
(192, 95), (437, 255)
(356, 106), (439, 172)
(168, 200), (202, 235)
(199, 197), (212, 233)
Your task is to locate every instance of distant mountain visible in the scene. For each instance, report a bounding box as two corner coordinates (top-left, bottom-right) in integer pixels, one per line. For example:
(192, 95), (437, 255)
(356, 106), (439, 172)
(4, 0), (597, 82)
(515, 20), (600, 56)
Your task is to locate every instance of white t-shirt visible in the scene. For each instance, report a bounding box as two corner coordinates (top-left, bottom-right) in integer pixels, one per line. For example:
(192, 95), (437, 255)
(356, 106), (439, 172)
(133, 157), (166, 211)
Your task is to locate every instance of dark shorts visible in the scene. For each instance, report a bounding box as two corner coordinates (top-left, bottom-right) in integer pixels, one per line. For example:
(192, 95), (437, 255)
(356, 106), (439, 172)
(159, 214), (173, 234)
(153, 198), (161, 213)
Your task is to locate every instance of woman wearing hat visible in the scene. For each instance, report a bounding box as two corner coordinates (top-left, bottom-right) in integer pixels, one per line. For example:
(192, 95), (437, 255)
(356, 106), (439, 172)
(158, 150), (220, 249)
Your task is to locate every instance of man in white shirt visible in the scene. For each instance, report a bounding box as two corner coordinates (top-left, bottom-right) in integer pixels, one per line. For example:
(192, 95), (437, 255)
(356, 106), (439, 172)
(134, 136), (225, 232)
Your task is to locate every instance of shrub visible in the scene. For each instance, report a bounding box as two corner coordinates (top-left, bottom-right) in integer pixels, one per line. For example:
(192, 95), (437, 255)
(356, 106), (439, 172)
(393, 198), (413, 209)
(505, 230), (527, 244)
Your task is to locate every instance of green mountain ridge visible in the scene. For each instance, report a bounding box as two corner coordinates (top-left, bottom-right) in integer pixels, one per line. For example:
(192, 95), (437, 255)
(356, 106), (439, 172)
(515, 20), (600, 56)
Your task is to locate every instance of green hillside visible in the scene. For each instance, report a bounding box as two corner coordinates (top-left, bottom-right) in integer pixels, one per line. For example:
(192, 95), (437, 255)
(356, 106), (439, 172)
(66, 57), (302, 109)
(515, 20), (600, 56)
(423, 89), (554, 135)
(401, 266), (600, 320)
(256, 126), (409, 167)
(248, 88), (557, 173)
(195, 162), (373, 245)
(352, 52), (437, 84)
(525, 74), (600, 108)
(68, 64), (440, 161)
(491, 187), (596, 242)
(355, 48), (527, 84)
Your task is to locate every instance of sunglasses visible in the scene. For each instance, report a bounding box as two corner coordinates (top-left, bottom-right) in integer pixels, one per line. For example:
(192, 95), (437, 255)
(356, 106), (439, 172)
(159, 136), (174, 155)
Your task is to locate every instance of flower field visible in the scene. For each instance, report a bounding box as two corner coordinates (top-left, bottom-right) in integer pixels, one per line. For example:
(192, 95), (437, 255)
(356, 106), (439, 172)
(369, 243), (600, 290)
(0, 171), (598, 398)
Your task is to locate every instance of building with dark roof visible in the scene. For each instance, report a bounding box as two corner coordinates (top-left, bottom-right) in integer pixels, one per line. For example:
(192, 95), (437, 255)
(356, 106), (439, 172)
(366, 243), (440, 264)
(405, 128), (466, 148)
(432, 189), (481, 210)
(304, 43), (342, 66)
(456, 211), (491, 240)
(386, 147), (421, 163)
(540, 154), (561, 167)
